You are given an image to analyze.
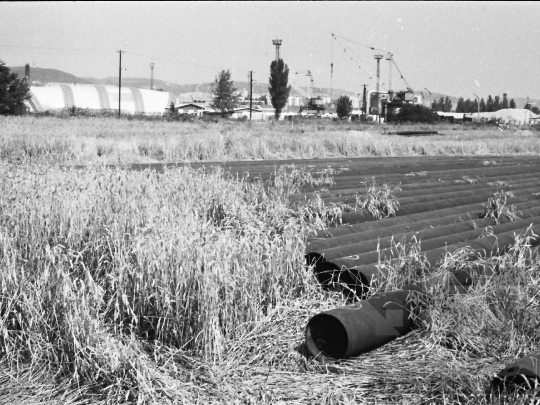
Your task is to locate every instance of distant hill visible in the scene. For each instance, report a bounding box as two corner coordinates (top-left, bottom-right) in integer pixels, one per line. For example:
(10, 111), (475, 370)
(10, 66), (539, 110)
(10, 65), (354, 97)
(11, 66), (94, 85)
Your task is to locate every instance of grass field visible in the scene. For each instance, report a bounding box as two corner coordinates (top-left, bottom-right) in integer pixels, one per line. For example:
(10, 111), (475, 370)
(1, 116), (539, 165)
(1, 115), (540, 404)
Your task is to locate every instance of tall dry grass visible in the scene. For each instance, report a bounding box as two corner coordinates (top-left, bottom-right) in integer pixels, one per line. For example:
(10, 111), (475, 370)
(1, 115), (539, 165)
(0, 162), (333, 402)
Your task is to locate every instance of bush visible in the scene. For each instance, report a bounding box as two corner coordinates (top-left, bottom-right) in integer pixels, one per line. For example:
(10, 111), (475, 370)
(388, 103), (439, 123)
(0, 60), (31, 115)
(336, 95), (353, 119)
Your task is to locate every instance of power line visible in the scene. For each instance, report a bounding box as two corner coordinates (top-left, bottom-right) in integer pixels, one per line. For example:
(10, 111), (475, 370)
(0, 43), (114, 53)
(118, 50), (124, 119)
(126, 51), (241, 72)
(0, 43), (254, 75)
(331, 33), (388, 54)
(332, 34), (388, 93)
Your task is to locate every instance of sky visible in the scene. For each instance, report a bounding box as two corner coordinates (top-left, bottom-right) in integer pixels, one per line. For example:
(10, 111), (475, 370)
(1, 2), (539, 100)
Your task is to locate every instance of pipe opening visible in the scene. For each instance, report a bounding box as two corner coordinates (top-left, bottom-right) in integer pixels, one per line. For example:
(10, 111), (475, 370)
(305, 313), (348, 359)
(338, 269), (370, 299)
(491, 373), (539, 397)
(311, 260), (340, 289)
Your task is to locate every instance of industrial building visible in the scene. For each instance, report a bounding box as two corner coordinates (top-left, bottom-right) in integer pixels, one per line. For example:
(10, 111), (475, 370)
(26, 84), (175, 115)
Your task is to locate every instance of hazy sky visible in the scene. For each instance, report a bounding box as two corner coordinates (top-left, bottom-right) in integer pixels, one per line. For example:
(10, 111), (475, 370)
(1, 2), (538, 99)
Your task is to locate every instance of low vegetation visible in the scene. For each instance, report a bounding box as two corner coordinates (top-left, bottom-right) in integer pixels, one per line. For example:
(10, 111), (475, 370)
(1, 116), (540, 403)
(483, 183), (520, 224)
(355, 178), (402, 219)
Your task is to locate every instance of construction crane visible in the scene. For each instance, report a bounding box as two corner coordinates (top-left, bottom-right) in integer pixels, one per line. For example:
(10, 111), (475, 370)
(387, 53), (413, 95)
(293, 70), (325, 114)
(331, 33), (388, 94)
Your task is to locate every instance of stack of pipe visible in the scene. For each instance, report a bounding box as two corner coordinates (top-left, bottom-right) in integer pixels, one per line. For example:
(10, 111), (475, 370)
(97, 155), (540, 183)
(303, 156), (540, 360)
(304, 158), (540, 297)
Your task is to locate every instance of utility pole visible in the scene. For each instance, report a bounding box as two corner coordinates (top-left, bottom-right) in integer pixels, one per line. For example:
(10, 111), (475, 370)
(150, 62), (155, 90)
(473, 93), (480, 122)
(374, 54), (383, 123)
(362, 84), (367, 120)
(330, 62), (334, 102)
(118, 50), (125, 119)
(249, 71), (253, 121)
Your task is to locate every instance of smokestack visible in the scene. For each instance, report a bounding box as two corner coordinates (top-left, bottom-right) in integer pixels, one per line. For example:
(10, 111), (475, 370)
(25, 63), (30, 85)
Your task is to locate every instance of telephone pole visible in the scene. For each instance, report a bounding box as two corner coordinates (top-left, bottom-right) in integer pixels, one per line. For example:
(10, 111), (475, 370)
(118, 50), (125, 118)
(374, 54), (383, 122)
(362, 84), (367, 120)
(249, 71), (253, 121)
(330, 62), (334, 102)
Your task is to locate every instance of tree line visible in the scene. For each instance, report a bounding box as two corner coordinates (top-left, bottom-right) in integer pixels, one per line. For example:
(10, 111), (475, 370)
(455, 93), (516, 113)
(431, 92), (540, 114)
(431, 96), (453, 112)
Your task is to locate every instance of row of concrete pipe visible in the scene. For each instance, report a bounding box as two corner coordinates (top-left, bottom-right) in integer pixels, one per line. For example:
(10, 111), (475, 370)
(301, 157), (540, 396)
(128, 155), (540, 394)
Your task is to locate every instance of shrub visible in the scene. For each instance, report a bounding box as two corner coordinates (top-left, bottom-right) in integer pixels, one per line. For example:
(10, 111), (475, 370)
(336, 95), (353, 118)
(0, 60), (31, 116)
(355, 177), (402, 219)
(387, 103), (439, 123)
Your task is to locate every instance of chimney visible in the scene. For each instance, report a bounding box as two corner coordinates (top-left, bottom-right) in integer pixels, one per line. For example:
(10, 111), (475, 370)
(25, 63), (30, 85)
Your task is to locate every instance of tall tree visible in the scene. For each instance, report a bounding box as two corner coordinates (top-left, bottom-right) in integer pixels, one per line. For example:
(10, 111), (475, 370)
(463, 98), (472, 113)
(211, 70), (239, 118)
(480, 98), (487, 112)
(493, 95), (501, 111)
(456, 97), (465, 113)
(436, 96), (445, 112)
(0, 60), (31, 115)
(336, 95), (352, 118)
(509, 99), (516, 109)
(471, 99), (479, 114)
(268, 59), (291, 120)
(486, 95), (494, 112)
(444, 96), (452, 112)
(502, 93), (509, 109)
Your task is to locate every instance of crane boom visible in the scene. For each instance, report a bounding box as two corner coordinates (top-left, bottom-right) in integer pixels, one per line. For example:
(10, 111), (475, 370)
(295, 70), (313, 99)
(391, 57), (413, 93)
(331, 33), (387, 93)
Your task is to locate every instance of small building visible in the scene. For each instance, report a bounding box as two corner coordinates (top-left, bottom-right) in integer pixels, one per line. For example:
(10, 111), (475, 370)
(174, 103), (207, 117)
(231, 107), (265, 120)
(436, 112), (471, 123)
(287, 96), (302, 106)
